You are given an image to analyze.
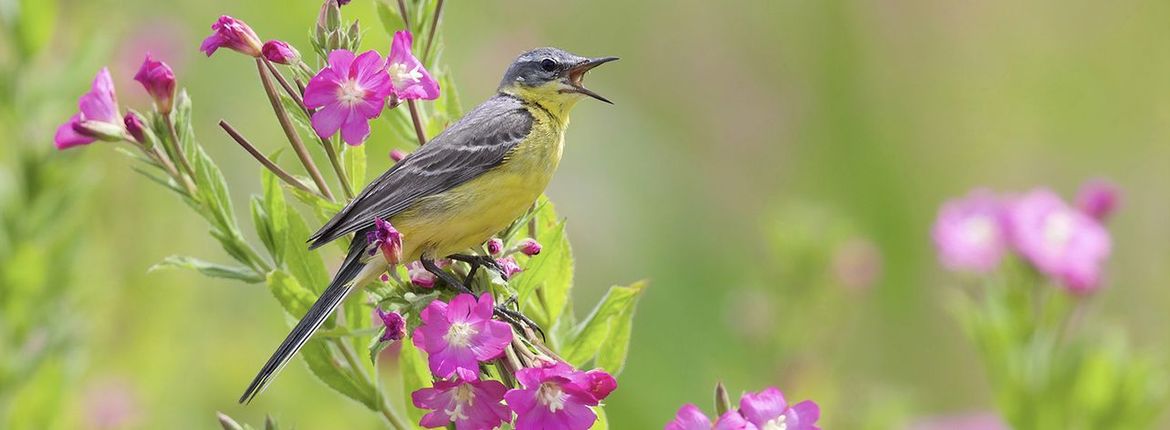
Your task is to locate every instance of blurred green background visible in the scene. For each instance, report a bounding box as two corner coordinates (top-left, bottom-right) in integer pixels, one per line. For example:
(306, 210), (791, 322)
(4, 0), (1170, 428)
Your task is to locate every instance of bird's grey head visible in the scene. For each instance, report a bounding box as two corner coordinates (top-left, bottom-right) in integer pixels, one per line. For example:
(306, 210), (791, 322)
(498, 47), (618, 104)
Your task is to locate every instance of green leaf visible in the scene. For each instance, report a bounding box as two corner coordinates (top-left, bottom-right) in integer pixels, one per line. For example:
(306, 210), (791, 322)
(150, 255), (263, 283)
(250, 198), (276, 265)
(375, 0), (405, 37)
(560, 281), (648, 374)
(301, 338), (379, 410)
(284, 206), (330, 294)
(510, 196), (573, 328)
(399, 336), (432, 423)
(289, 186), (344, 224)
(341, 144), (366, 189)
(266, 270), (316, 317)
(260, 169), (290, 266)
(594, 407), (610, 430)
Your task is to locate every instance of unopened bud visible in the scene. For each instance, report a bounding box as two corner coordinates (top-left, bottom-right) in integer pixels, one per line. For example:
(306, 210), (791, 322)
(124, 112), (148, 143)
(518, 238), (542, 256)
(390, 149), (407, 162)
(487, 238), (504, 255)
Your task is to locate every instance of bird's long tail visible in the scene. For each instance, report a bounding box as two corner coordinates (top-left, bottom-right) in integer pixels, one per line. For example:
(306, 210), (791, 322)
(239, 235), (369, 404)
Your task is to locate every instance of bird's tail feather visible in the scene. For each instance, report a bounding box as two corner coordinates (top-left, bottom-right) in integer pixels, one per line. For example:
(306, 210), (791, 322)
(239, 236), (368, 404)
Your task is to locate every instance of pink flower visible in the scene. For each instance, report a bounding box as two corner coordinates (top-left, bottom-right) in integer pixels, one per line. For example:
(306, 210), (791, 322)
(133, 54), (176, 114)
(518, 238), (542, 256)
(408, 261), (437, 288)
(390, 149), (408, 162)
(1008, 189), (1111, 294)
(413, 294), (512, 381)
(375, 307), (405, 342)
(386, 31), (439, 100)
(262, 40), (301, 65)
(665, 405), (765, 430)
(487, 238), (504, 256)
(199, 16), (262, 57)
(504, 362), (605, 430)
(1076, 179), (1120, 222)
(304, 50), (394, 145)
(366, 218), (403, 265)
(411, 379), (512, 429)
(496, 256), (522, 280)
(568, 368), (617, 401)
(739, 387), (820, 430)
(54, 68), (124, 150)
(932, 189), (1008, 273)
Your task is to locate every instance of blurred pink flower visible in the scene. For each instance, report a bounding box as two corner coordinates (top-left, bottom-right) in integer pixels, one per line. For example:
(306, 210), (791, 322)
(505, 362), (611, 430)
(304, 50), (394, 145)
(908, 412), (1008, 430)
(386, 31), (439, 100)
(497, 256), (522, 279)
(199, 16), (262, 57)
(1075, 179), (1120, 222)
(831, 238), (882, 291)
(133, 54), (177, 114)
(82, 378), (140, 430)
(739, 387), (820, 430)
(55, 68), (124, 150)
(366, 218), (403, 265)
(412, 294), (512, 380)
(932, 189), (1008, 273)
(1008, 189), (1111, 294)
(375, 307), (405, 342)
(412, 378), (512, 429)
(666, 404), (714, 430)
(408, 261), (436, 288)
(262, 40), (301, 65)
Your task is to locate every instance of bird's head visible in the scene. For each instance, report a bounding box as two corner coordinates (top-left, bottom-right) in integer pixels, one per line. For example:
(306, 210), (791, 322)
(498, 47), (618, 116)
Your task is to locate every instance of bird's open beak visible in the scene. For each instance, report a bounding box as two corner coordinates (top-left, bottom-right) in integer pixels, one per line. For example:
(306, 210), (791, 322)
(563, 56), (619, 104)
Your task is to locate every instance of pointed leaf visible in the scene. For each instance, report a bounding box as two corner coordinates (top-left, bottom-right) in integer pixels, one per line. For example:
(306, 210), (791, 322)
(560, 281), (647, 374)
(510, 196), (573, 328)
(150, 255), (264, 283)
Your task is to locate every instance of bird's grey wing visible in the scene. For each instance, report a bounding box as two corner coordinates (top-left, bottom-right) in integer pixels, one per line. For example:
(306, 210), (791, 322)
(308, 96), (534, 248)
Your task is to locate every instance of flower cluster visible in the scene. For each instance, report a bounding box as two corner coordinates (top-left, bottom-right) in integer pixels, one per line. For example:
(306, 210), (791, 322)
(932, 181), (1118, 294)
(666, 386), (820, 430)
(407, 293), (617, 429)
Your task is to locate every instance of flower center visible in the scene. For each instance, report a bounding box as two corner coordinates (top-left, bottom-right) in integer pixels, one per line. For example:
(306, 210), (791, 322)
(444, 384), (475, 422)
(960, 215), (995, 246)
(336, 79), (367, 106)
(762, 415), (788, 430)
(443, 322), (478, 347)
(1042, 211), (1075, 249)
(536, 382), (568, 412)
(388, 61), (423, 88)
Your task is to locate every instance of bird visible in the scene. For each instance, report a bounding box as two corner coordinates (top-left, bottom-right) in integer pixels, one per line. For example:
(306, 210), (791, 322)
(239, 47), (617, 404)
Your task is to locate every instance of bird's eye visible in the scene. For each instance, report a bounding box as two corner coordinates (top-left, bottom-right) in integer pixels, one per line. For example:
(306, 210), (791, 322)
(540, 58), (558, 72)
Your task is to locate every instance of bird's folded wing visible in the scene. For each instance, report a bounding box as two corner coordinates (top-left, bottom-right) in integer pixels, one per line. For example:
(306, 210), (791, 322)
(308, 96), (535, 249)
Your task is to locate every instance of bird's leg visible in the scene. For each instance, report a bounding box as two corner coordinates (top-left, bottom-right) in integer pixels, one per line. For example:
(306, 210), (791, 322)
(420, 257), (543, 337)
(420, 256), (472, 294)
(447, 254), (505, 278)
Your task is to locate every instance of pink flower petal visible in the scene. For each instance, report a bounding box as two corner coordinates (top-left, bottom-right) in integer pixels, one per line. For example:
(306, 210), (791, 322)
(310, 104), (349, 140)
(666, 404), (712, 430)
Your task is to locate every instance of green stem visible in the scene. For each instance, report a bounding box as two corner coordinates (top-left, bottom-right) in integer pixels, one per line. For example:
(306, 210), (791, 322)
(325, 136), (355, 199)
(255, 58), (336, 202)
(164, 116), (197, 181)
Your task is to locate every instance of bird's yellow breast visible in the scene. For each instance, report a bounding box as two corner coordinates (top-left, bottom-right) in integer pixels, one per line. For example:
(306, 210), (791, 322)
(391, 105), (566, 261)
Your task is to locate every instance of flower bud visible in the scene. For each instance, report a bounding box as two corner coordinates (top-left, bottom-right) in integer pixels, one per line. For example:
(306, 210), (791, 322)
(518, 238), (542, 256)
(1076, 179), (1120, 222)
(366, 218), (403, 265)
(124, 112), (148, 143)
(200, 16), (263, 57)
(262, 40), (301, 65)
(486, 238), (504, 255)
(375, 308), (405, 342)
(133, 54), (177, 114)
(390, 149), (407, 162)
(317, 0), (342, 34)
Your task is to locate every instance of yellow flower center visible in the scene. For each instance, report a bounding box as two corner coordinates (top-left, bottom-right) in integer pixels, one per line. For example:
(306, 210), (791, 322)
(444, 384), (475, 422)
